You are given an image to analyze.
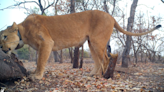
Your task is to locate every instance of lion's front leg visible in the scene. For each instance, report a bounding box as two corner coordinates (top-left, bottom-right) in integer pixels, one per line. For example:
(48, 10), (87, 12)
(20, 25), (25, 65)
(30, 40), (54, 80)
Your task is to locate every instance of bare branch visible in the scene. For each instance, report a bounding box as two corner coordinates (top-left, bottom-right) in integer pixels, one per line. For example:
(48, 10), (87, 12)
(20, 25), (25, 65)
(104, 0), (109, 13)
(111, 0), (116, 15)
(162, 0), (164, 3)
(0, 1), (39, 11)
(43, 0), (46, 9)
(0, 25), (7, 31)
(116, 30), (125, 46)
(43, 0), (55, 11)
(54, 0), (59, 15)
(38, 0), (44, 14)
(137, 4), (154, 10)
(82, 0), (89, 11)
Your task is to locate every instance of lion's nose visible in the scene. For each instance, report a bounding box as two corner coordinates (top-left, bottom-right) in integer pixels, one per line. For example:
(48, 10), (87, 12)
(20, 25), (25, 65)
(2, 48), (11, 53)
(2, 50), (9, 53)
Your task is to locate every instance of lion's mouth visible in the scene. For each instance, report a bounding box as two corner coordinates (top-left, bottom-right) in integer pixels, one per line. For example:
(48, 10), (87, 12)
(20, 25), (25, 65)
(2, 48), (11, 54)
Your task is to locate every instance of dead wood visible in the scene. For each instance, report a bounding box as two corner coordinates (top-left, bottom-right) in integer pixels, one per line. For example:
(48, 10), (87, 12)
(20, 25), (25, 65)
(103, 54), (118, 79)
(0, 49), (27, 82)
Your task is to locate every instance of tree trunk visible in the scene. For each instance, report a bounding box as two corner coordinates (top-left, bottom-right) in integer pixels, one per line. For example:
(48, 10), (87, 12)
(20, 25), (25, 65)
(111, 0), (116, 15)
(54, 0), (59, 15)
(122, 0), (138, 68)
(103, 54), (118, 79)
(38, 0), (45, 15)
(70, 0), (80, 68)
(103, 0), (118, 79)
(70, 0), (75, 13)
(60, 50), (63, 63)
(148, 53), (152, 62)
(103, 0), (109, 13)
(69, 48), (73, 63)
(0, 49), (27, 82)
(79, 46), (83, 68)
(107, 44), (111, 57)
(141, 52), (143, 62)
(68, 47), (73, 63)
(53, 51), (59, 62)
(152, 51), (156, 62)
(158, 54), (161, 61)
(73, 47), (79, 68)
(134, 53), (138, 64)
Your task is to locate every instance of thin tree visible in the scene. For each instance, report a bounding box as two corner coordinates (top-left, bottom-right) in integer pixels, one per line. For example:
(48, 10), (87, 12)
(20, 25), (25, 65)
(69, 48), (74, 63)
(53, 51), (59, 62)
(73, 47), (79, 68)
(103, 0), (119, 79)
(79, 46), (84, 68)
(122, 0), (138, 68)
(70, 0), (80, 68)
(60, 50), (63, 63)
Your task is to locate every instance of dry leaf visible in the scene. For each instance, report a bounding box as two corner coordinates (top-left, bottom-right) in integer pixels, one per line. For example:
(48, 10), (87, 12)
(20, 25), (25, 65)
(117, 73), (121, 77)
(86, 85), (91, 88)
(134, 72), (142, 76)
(42, 77), (46, 81)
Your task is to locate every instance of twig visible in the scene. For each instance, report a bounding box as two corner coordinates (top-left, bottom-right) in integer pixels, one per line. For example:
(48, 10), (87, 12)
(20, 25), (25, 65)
(0, 1), (39, 11)
(0, 25), (7, 30)
(0, 82), (7, 87)
(43, 0), (55, 11)
(111, 0), (116, 15)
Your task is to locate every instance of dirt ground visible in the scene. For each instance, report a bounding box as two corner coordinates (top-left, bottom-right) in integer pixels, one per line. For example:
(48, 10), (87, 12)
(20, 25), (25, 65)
(1, 59), (164, 92)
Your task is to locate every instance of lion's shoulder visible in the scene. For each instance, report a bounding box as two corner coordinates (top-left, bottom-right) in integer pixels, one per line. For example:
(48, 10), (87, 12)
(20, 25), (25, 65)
(22, 14), (43, 26)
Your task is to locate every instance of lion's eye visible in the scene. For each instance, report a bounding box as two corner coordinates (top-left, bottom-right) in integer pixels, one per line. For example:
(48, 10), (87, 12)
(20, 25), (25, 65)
(4, 35), (7, 40)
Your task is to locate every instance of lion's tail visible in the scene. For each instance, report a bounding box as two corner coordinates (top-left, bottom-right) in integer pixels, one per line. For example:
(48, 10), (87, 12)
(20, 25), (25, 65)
(114, 19), (161, 36)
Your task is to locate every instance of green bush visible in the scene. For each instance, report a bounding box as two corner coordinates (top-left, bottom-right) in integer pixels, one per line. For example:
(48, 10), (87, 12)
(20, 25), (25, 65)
(17, 45), (30, 60)
(79, 49), (90, 58)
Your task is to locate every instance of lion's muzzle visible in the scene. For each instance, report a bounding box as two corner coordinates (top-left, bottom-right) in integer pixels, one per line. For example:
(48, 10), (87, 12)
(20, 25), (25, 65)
(1, 46), (11, 54)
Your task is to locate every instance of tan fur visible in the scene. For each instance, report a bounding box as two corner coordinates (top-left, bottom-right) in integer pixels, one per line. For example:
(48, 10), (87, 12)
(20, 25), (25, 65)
(0, 10), (158, 80)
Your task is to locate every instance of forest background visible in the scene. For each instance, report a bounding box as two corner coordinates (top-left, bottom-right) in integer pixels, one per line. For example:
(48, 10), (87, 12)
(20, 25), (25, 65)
(0, 0), (164, 67)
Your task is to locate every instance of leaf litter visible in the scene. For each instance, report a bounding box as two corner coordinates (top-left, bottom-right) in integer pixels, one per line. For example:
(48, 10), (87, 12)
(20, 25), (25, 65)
(3, 61), (164, 92)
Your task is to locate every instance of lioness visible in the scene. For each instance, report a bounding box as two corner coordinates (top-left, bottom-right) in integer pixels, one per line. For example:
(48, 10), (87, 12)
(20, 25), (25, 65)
(0, 10), (161, 80)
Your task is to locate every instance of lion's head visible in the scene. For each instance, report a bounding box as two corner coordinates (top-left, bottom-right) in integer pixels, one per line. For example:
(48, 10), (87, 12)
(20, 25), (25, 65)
(0, 22), (22, 55)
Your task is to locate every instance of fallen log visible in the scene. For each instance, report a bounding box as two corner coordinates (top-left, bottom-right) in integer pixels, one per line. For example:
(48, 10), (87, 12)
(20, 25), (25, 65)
(0, 49), (27, 82)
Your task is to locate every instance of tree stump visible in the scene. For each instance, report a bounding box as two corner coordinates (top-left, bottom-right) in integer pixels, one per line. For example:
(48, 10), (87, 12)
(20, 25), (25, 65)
(103, 53), (118, 79)
(0, 49), (27, 82)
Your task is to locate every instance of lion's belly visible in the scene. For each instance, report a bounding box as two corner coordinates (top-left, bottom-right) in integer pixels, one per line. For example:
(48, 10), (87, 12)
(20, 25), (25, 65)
(52, 36), (88, 51)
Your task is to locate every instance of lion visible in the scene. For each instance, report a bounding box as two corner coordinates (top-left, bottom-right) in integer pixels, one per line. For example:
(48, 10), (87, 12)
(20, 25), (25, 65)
(0, 10), (161, 80)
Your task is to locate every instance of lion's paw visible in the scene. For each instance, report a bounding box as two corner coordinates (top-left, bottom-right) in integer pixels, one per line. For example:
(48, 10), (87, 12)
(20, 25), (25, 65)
(28, 73), (43, 81)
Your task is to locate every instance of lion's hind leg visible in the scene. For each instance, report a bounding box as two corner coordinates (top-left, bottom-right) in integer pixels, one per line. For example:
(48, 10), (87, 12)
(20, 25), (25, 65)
(88, 41), (110, 76)
(88, 40), (110, 77)
(88, 41), (102, 76)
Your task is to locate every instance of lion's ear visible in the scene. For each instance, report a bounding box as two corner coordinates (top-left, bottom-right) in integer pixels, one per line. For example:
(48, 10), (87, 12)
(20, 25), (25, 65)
(10, 22), (18, 32)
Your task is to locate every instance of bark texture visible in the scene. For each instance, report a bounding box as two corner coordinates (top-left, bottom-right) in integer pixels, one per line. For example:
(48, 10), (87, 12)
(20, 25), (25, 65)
(0, 49), (27, 81)
(73, 47), (79, 68)
(122, 0), (138, 67)
(103, 54), (118, 79)
(70, 0), (80, 68)
(79, 46), (84, 68)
